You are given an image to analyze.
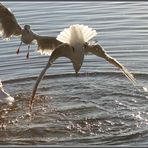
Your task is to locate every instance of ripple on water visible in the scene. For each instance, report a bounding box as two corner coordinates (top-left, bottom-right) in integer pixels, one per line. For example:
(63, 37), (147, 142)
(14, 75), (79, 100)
(0, 73), (148, 145)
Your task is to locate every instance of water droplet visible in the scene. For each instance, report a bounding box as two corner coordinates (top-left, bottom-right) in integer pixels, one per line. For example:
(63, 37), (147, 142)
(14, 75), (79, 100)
(25, 112), (31, 117)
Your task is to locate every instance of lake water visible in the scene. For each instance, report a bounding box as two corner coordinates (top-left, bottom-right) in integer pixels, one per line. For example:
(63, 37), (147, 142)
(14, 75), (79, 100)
(0, 1), (148, 146)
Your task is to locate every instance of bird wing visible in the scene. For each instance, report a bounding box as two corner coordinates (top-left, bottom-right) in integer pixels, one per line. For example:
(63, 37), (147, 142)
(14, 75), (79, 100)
(0, 3), (22, 39)
(29, 43), (79, 111)
(49, 43), (79, 62)
(33, 34), (62, 56)
(86, 43), (137, 86)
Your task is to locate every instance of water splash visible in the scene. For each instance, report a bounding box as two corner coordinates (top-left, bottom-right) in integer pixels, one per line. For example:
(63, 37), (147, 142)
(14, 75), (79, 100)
(143, 86), (148, 92)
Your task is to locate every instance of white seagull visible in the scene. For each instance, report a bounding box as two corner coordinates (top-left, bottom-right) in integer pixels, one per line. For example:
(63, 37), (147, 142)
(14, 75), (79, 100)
(0, 80), (14, 105)
(29, 24), (137, 111)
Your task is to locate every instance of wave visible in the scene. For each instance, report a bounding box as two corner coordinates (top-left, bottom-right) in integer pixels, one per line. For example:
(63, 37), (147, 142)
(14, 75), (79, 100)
(2, 71), (148, 84)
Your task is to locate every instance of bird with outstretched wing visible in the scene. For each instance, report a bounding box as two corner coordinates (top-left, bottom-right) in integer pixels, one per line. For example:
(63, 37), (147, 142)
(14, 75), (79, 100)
(29, 24), (139, 111)
(0, 3), (62, 59)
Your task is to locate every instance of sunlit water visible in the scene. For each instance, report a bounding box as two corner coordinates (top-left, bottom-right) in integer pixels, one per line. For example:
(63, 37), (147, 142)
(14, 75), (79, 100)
(0, 1), (148, 146)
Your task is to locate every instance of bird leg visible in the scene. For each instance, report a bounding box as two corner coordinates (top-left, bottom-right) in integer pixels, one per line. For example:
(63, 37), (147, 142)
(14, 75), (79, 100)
(16, 41), (22, 54)
(26, 45), (30, 59)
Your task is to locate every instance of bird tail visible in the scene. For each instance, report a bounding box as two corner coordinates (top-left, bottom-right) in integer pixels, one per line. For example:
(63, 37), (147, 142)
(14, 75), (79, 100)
(57, 24), (97, 45)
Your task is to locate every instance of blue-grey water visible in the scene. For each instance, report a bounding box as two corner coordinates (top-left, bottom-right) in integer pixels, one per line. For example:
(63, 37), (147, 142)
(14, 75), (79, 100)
(0, 1), (148, 146)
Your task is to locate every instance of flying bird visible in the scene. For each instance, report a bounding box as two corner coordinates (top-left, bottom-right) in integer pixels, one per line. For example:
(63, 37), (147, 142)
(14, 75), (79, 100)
(0, 3), (62, 59)
(0, 3), (34, 58)
(0, 80), (14, 105)
(29, 24), (137, 111)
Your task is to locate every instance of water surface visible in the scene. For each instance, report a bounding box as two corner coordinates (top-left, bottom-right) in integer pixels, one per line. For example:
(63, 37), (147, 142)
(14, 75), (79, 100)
(0, 1), (148, 146)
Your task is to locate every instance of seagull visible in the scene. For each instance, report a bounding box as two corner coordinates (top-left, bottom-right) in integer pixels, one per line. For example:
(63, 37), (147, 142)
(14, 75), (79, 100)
(0, 3), (62, 59)
(0, 80), (14, 105)
(29, 24), (137, 111)
(0, 3), (34, 58)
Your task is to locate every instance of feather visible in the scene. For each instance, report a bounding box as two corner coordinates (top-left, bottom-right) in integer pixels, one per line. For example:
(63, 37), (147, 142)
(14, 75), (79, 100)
(34, 34), (62, 56)
(37, 48), (53, 56)
(57, 24), (97, 46)
(0, 3), (22, 39)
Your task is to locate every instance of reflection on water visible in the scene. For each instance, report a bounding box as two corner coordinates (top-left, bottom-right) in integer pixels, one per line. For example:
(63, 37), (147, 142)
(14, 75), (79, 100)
(0, 1), (148, 146)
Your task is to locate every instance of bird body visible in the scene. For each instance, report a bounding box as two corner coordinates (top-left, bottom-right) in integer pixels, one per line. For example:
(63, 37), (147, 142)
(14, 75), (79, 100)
(21, 25), (35, 45)
(70, 43), (85, 74)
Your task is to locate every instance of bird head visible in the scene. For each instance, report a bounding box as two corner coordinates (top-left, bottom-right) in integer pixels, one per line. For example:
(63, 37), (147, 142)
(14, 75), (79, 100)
(24, 25), (31, 32)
